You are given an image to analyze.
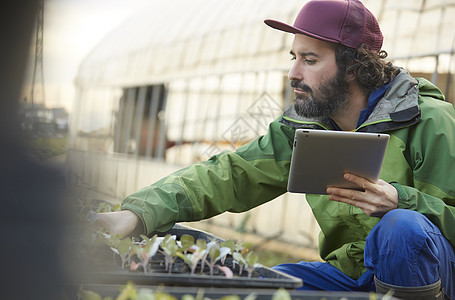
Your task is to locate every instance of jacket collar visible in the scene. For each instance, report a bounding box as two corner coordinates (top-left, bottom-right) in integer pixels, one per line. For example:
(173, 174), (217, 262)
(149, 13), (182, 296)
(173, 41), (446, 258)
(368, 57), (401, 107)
(280, 68), (421, 132)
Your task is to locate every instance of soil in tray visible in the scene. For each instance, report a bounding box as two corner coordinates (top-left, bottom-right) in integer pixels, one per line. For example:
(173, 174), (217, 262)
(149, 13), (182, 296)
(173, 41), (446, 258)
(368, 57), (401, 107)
(160, 260), (250, 277)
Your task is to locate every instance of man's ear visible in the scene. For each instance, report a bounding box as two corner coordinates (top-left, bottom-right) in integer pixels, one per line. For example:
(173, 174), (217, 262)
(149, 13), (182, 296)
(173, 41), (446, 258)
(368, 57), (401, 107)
(346, 73), (356, 82)
(345, 64), (356, 82)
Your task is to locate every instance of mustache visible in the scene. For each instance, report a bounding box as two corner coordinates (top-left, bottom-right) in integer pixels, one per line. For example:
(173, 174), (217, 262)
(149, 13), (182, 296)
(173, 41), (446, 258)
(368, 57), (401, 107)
(290, 80), (312, 93)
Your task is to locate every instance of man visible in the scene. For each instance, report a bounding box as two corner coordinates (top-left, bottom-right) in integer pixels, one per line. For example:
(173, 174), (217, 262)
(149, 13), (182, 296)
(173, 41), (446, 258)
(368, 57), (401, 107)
(97, 0), (455, 298)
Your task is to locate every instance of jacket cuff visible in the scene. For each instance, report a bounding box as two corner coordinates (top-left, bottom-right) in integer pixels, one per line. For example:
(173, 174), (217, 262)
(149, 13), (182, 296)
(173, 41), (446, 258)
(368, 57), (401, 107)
(390, 182), (413, 210)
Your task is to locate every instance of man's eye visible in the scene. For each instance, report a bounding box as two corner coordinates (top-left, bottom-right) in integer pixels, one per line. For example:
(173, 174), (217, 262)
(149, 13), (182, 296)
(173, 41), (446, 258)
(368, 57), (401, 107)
(290, 56), (296, 61)
(305, 59), (315, 65)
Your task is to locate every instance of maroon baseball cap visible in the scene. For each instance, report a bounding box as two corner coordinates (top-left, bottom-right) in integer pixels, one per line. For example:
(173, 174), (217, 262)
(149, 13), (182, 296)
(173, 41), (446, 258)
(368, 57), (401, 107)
(264, 0), (383, 52)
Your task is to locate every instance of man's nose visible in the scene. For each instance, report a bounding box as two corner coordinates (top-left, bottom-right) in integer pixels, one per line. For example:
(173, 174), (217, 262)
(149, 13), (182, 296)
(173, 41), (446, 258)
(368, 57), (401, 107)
(288, 62), (302, 81)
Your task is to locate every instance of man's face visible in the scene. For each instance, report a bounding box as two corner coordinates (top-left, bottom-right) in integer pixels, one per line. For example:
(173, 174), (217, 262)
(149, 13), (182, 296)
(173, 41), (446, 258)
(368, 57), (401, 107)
(289, 34), (350, 119)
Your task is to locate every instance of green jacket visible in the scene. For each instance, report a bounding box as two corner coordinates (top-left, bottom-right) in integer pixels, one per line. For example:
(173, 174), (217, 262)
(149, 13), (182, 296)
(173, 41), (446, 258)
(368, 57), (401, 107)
(122, 69), (455, 279)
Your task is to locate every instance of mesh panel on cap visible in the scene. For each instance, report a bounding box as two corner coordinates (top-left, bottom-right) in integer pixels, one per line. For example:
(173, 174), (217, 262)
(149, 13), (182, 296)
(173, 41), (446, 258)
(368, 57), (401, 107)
(344, 0), (383, 51)
(341, 0), (366, 49)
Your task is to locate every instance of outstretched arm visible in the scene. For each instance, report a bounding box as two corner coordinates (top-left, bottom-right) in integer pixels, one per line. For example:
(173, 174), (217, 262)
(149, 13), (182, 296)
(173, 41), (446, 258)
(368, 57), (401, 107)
(95, 118), (296, 236)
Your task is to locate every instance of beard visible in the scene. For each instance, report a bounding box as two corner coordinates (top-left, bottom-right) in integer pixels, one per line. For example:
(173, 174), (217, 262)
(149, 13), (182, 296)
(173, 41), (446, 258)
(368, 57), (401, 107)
(291, 70), (350, 120)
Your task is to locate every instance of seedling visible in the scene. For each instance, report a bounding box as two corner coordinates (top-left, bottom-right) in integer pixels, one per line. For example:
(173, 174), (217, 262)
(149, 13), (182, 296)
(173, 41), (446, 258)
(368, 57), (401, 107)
(245, 252), (260, 278)
(205, 244), (231, 275)
(101, 233), (133, 269)
(232, 251), (247, 276)
(197, 239), (209, 272)
(115, 237), (133, 269)
(177, 240), (208, 275)
(232, 248), (259, 277)
(160, 234), (180, 273)
(97, 227), (267, 281)
(219, 239), (235, 264)
(130, 234), (160, 274)
(229, 240), (247, 270)
(179, 234), (195, 254)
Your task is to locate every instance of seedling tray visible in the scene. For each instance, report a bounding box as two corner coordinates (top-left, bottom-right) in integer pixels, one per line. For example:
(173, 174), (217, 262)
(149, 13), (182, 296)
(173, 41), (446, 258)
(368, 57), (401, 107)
(151, 224), (225, 242)
(84, 224), (302, 289)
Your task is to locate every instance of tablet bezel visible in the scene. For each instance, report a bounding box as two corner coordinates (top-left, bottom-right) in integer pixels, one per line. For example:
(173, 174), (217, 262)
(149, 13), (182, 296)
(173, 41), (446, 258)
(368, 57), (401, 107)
(287, 129), (390, 195)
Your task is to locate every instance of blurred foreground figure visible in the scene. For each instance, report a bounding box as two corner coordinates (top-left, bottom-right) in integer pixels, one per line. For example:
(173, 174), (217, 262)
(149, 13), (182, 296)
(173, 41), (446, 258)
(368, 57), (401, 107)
(0, 1), (70, 299)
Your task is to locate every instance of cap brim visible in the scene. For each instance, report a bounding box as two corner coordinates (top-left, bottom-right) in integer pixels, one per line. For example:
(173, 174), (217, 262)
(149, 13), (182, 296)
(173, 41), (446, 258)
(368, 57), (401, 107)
(264, 19), (340, 44)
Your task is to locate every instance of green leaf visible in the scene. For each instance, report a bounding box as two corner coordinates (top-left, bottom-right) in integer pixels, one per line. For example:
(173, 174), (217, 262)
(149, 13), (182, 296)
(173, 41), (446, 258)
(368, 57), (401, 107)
(130, 244), (140, 256)
(194, 288), (205, 300)
(208, 244), (220, 260)
(163, 234), (173, 245)
(155, 291), (178, 300)
(244, 293), (257, 300)
(117, 281), (137, 300)
(271, 288), (291, 300)
(369, 292), (378, 300)
(176, 252), (191, 264)
(117, 238), (132, 255)
(220, 240), (236, 252)
(77, 287), (103, 300)
(162, 237), (179, 256)
(220, 296), (241, 300)
(180, 234), (194, 251)
(140, 234), (151, 243)
(136, 288), (157, 300)
(105, 234), (122, 248)
(232, 252), (246, 265)
(196, 239), (207, 250)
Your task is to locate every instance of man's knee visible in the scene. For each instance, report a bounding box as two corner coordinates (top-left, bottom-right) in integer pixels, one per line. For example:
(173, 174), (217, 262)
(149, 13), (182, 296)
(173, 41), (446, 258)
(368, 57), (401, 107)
(367, 209), (430, 245)
(364, 209), (438, 274)
(364, 209), (443, 286)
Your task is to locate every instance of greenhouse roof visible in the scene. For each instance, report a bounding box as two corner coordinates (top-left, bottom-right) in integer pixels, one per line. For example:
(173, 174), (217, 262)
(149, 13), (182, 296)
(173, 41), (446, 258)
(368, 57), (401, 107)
(75, 0), (455, 87)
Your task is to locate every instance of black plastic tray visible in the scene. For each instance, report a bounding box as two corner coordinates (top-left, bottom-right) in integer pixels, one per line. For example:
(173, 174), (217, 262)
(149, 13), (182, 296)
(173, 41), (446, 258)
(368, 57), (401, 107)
(84, 224), (302, 289)
(151, 223), (225, 242)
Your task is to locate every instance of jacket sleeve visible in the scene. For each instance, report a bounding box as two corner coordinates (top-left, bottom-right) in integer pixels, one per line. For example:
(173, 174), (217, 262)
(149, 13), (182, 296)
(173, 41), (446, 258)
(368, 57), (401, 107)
(121, 117), (296, 234)
(393, 95), (455, 248)
(393, 182), (455, 248)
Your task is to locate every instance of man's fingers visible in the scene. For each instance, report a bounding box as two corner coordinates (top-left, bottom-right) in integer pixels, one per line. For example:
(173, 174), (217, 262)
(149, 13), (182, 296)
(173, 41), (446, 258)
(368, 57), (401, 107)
(344, 173), (374, 190)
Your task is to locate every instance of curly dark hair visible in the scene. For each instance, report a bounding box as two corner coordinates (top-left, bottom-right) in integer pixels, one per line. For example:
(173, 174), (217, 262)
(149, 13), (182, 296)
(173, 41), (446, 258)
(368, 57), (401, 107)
(334, 44), (399, 94)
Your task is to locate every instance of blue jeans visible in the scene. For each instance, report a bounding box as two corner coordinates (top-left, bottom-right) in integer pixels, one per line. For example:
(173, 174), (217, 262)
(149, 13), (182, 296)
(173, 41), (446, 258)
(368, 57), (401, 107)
(273, 209), (454, 299)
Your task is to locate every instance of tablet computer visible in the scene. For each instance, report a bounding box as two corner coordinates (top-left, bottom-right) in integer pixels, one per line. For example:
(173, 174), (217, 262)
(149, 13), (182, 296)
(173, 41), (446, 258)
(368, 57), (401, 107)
(287, 129), (390, 195)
